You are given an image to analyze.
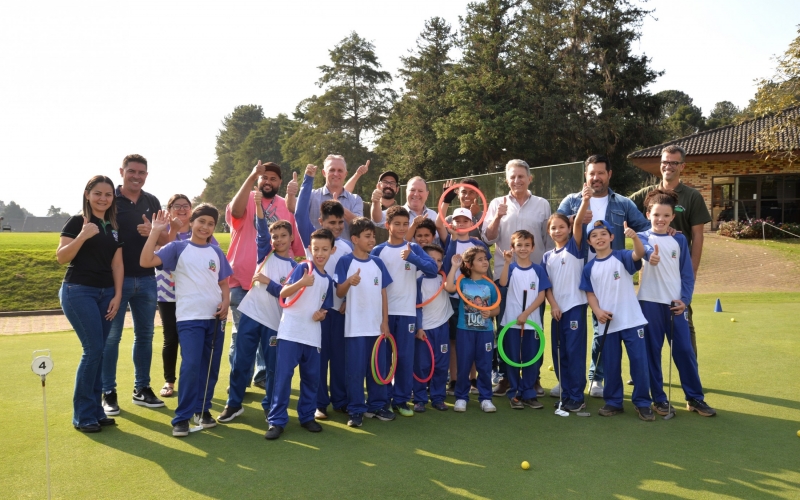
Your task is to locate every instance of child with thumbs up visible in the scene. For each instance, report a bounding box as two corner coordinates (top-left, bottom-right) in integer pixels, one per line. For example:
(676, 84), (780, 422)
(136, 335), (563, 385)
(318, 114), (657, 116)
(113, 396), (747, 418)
(637, 189), (715, 417)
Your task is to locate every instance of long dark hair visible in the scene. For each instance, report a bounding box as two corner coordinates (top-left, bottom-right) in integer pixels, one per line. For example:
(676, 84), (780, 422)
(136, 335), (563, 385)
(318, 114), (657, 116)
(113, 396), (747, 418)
(83, 175), (117, 230)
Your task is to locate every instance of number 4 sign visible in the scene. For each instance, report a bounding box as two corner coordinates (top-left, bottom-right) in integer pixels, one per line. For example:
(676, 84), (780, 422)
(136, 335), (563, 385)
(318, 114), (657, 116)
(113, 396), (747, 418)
(32, 350), (53, 377)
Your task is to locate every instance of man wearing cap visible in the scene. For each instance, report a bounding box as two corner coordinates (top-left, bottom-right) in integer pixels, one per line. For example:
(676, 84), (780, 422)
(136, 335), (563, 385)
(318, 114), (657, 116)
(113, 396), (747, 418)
(369, 170), (400, 223)
(226, 160), (304, 389)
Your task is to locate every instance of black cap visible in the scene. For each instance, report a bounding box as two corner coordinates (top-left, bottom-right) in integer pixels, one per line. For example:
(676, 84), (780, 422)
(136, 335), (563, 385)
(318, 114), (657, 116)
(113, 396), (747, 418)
(262, 162), (282, 178)
(379, 170), (399, 183)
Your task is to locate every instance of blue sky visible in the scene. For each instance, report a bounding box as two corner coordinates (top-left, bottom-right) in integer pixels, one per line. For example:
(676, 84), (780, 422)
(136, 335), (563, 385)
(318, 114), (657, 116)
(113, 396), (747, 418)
(1, 0), (798, 216)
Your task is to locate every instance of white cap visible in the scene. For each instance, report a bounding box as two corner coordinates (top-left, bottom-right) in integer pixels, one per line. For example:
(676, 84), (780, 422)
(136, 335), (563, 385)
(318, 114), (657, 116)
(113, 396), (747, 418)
(452, 208), (472, 220)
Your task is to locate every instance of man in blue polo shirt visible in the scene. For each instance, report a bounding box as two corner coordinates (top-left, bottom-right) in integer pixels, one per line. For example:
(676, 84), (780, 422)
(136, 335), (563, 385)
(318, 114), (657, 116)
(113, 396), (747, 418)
(101, 154), (169, 415)
(302, 154), (364, 239)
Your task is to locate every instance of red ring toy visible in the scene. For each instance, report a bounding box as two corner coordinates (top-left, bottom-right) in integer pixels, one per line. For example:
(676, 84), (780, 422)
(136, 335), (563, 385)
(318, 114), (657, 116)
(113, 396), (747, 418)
(412, 336), (435, 383)
(416, 271), (446, 308)
(279, 260), (315, 308)
(437, 183), (487, 234)
(455, 274), (502, 311)
(372, 333), (397, 385)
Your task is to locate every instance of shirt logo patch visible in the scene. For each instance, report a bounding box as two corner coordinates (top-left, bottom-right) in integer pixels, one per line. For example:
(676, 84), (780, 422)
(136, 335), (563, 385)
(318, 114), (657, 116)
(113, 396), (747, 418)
(561, 258), (565, 265)
(530, 282), (537, 290)
(112, 230), (118, 242)
(408, 323), (416, 333)
(280, 277), (286, 285)
(637, 328), (644, 338)
(671, 250), (677, 259)
(570, 321), (578, 330)
(440, 344), (448, 354)
(269, 336), (277, 347)
(404, 262), (411, 271)
(485, 342), (493, 352)
(208, 260), (217, 273)
(321, 293), (327, 301)
(675, 205), (685, 213)
(613, 271), (620, 280)
(684, 310), (689, 321)
(374, 277), (379, 285)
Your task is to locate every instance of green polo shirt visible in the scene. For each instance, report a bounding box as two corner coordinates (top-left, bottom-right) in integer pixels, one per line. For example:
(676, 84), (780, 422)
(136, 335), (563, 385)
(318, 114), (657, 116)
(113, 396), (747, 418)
(629, 182), (711, 250)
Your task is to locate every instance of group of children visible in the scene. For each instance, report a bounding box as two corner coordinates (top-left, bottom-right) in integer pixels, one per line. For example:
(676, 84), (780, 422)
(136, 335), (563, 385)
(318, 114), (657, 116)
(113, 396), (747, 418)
(137, 173), (714, 439)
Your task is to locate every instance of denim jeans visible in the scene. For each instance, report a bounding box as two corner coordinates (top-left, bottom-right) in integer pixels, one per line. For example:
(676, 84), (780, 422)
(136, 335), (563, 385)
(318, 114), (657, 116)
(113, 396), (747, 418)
(102, 275), (157, 393)
(60, 283), (114, 426)
(228, 286), (266, 386)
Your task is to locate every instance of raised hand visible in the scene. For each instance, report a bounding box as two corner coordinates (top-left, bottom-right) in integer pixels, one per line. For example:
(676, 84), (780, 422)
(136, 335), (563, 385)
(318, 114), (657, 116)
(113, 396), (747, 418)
(168, 215), (183, 233)
(356, 160), (370, 176)
(252, 160), (265, 177)
(650, 244), (661, 265)
(79, 216), (99, 240)
(502, 249), (514, 264)
(371, 188), (383, 204)
(581, 182), (592, 201)
(623, 221), (637, 239)
(305, 164), (318, 178)
(151, 210), (170, 233)
(411, 215), (426, 228)
(298, 266), (315, 287)
(582, 209), (593, 224)
(451, 254), (463, 268)
(254, 189), (263, 206)
(470, 196), (481, 216)
(400, 242), (412, 260)
(286, 172), (299, 197)
(348, 268), (362, 286)
(137, 213), (153, 237)
(497, 196), (508, 217)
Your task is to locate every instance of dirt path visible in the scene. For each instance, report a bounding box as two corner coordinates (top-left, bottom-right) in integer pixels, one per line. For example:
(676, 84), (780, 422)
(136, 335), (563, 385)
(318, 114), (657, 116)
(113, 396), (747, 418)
(694, 233), (800, 294)
(0, 313), (134, 335)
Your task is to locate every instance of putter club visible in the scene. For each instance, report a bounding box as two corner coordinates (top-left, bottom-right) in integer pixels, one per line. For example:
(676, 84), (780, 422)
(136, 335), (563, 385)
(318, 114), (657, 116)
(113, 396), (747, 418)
(577, 316), (612, 417)
(555, 318), (569, 417)
(663, 302), (676, 421)
(190, 316), (222, 432)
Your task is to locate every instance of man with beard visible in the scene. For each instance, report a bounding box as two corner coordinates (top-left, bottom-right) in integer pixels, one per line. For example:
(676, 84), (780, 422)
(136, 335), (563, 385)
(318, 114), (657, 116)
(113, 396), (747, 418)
(226, 161), (303, 389)
(370, 170), (400, 223)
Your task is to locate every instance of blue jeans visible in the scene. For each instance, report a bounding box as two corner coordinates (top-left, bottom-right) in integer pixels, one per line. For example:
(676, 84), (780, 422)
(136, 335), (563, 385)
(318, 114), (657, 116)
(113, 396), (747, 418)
(60, 283), (114, 426)
(102, 275), (157, 393)
(228, 286), (267, 386)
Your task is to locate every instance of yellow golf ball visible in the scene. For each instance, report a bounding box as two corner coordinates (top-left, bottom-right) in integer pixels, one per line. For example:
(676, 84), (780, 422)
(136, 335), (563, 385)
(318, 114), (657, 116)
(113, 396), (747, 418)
(521, 461), (530, 470)
(548, 365), (554, 371)
(730, 318), (735, 322)
(797, 430), (800, 438)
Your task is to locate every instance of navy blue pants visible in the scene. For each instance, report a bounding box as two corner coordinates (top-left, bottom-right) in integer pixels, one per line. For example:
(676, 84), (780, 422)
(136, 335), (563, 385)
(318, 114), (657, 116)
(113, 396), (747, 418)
(551, 304), (588, 404)
(387, 315), (416, 406)
(640, 301), (704, 402)
(317, 309), (347, 410)
(501, 325), (542, 401)
(173, 319), (225, 425)
(412, 323), (450, 405)
(345, 336), (389, 416)
(601, 325), (651, 408)
(454, 328), (493, 402)
(226, 314), (277, 411)
(268, 339), (320, 427)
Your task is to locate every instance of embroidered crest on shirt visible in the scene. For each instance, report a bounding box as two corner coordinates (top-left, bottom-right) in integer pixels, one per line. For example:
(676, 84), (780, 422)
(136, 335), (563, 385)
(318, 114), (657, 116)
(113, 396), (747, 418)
(404, 262), (411, 271)
(208, 260), (217, 273)
(613, 271), (620, 280)
(485, 343), (492, 352)
(561, 257), (565, 265)
(671, 250), (677, 259)
(280, 276), (287, 285)
(408, 323), (416, 333)
(269, 336), (277, 347)
(112, 230), (118, 242)
(440, 344), (448, 353)
(570, 321), (578, 330)
(529, 281), (536, 290)
(684, 310), (689, 321)
(637, 328), (644, 338)
(321, 293), (327, 301)
(373, 277), (379, 285)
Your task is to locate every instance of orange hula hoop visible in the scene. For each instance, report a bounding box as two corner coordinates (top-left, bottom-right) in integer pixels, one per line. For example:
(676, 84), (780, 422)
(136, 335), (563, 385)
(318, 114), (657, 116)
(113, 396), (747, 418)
(437, 183), (487, 234)
(455, 274), (501, 312)
(416, 271), (447, 308)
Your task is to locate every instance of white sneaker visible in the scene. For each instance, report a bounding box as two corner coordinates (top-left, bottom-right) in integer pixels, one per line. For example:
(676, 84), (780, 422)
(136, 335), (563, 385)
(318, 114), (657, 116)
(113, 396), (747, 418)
(480, 400), (497, 413)
(589, 380), (604, 398)
(454, 399), (467, 412)
(550, 383), (561, 398)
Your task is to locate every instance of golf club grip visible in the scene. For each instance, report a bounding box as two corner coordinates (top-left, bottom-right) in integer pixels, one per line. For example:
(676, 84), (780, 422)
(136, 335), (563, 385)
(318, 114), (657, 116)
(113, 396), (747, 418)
(522, 290), (527, 332)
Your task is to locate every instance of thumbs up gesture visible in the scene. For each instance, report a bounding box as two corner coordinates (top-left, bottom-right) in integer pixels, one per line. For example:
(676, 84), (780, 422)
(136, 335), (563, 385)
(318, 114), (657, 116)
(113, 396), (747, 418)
(286, 171), (299, 197)
(581, 182), (592, 201)
(356, 159), (370, 177)
(137, 213), (153, 237)
(348, 268), (362, 286)
(298, 265), (315, 287)
(650, 244), (661, 266)
(623, 221), (636, 239)
(304, 164), (318, 178)
(252, 160), (265, 177)
(497, 196), (508, 217)
(79, 216), (99, 240)
(400, 242), (412, 261)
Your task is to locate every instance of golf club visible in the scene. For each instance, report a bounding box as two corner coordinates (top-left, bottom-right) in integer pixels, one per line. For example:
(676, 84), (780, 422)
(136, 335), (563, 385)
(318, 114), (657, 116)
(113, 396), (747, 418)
(191, 316), (221, 433)
(554, 318), (569, 417)
(577, 315), (612, 417)
(663, 302), (676, 420)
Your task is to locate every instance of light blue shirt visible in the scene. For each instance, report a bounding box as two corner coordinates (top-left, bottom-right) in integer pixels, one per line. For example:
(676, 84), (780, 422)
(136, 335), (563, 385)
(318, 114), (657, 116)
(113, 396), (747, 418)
(307, 185), (364, 239)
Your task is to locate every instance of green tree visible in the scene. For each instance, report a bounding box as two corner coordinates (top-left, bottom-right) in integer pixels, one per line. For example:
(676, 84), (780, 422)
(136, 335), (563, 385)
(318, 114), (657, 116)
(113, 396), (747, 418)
(654, 90), (704, 141)
(704, 101), (740, 129)
(377, 17), (459, 181)
(232, 114), (297, 190)
(46, 206), (70, 217)
(1, 201), (28, 221)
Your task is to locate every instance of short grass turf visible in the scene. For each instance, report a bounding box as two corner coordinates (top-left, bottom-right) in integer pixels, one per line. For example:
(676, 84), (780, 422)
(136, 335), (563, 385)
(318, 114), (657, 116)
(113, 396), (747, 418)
(2, 292), (800, 499)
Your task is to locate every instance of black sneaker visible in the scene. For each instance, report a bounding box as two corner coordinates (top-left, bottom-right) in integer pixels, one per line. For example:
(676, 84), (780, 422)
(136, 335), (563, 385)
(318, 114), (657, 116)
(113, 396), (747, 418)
(217, 406), (244, 423)
(74, 423), (102, 433)
(509, 397), (524, 409)
(446, 380), (456, 396)
(563, 400), (586, 412)
(636, 406), (656, 421)
(653, 401), (671, 416)
(132, 387), (165, 408)
(687, 398), (717, 417)
(301, 420), (323, 432)
(172, 420), (189, 437)
(264, 408), (269, 423)
(194, 411), (217, 429)
(522, 398), (543, 409)
(431, 401), (448, 411)
(102, 391), (120, 416)
(98, 417), (116, 427)
(253, 379), (266, 390)
(333, 406), (348, 414)
(598, 404), (624, 416)
(364, 408), (396, 421)
(413, 402), (427, 413)
(347, 413), (363, 427)
(492, 378), (509, 397)
(265, 425), (283, 440)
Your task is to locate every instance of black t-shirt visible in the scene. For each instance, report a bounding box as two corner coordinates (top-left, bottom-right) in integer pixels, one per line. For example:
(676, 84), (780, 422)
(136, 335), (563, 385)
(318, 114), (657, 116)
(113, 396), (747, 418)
(61, 215), (123, 288)
(629, 182), (711, 250)
(115, 186), (162, 277)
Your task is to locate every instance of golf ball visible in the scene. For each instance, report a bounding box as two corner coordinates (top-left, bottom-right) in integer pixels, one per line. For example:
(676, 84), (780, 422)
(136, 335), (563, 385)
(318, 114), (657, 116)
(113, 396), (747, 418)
(797, 430), (800, 438)
(548, 365), (554, 371)
(521, 461), (530, 470)
(730, 318), (735, 322)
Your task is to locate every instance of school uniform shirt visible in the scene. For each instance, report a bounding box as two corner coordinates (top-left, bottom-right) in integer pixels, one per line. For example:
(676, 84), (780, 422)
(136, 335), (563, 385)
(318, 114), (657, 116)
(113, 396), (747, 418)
(305, 238), (352, 311)
(157, 232), (219, 302)
(155, 240), (233, 322)
(237, 252), (297, 331)
(637, 231), (694, 306)
(371, 242), (438, 317)
(60, 215), (122, 288)
(416, 273), (453, 330)
(277, 263), (335, 348)
(456, 277), (499, 332)
(541, 236), (587, 313)
(335, 254), (392, 337)
(579, 250), (646, 334)
(500, 263), (552, 327)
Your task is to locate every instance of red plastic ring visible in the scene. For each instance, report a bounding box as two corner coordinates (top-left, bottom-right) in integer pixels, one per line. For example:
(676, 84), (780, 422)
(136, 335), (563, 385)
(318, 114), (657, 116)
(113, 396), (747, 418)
(279, 260), (314, 308)
(412, 336), (435, 383)
(437, 183), (487, 234)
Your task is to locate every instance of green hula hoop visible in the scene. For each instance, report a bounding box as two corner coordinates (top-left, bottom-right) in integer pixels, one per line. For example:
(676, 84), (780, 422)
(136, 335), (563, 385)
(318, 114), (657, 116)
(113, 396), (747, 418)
(497, 321), (546, 368)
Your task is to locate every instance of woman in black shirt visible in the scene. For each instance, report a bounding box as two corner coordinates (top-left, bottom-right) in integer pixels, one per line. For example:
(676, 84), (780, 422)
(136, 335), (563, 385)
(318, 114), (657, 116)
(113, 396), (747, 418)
(57, 175), (124, 432)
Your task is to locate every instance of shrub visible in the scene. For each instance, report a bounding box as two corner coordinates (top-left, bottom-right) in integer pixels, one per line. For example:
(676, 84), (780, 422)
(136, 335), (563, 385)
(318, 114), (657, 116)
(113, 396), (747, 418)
(717, 218), (800, 239)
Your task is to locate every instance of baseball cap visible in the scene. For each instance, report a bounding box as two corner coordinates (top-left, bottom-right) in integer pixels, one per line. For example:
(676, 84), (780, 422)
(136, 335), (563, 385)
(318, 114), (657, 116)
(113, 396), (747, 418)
(452, 208), (473, 220)
(379, 171), (399, 184)
(262, 162), (282, 178)
(586, 220), (613, 239)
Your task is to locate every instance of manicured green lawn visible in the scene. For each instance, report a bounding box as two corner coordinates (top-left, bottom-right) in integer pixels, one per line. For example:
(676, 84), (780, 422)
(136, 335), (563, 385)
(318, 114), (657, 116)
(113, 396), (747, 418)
(3, 293), (799, 499)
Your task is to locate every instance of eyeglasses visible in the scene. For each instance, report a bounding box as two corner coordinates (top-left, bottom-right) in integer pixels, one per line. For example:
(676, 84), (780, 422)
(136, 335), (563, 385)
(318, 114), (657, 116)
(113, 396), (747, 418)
(660, 161), (684, 167)
(171, 204), (191, 210)
(380, 180), (398, 187)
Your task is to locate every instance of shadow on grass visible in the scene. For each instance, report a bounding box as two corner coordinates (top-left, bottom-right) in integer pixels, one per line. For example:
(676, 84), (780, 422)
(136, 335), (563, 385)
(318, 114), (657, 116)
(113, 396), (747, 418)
(704, 386), (800, 411)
